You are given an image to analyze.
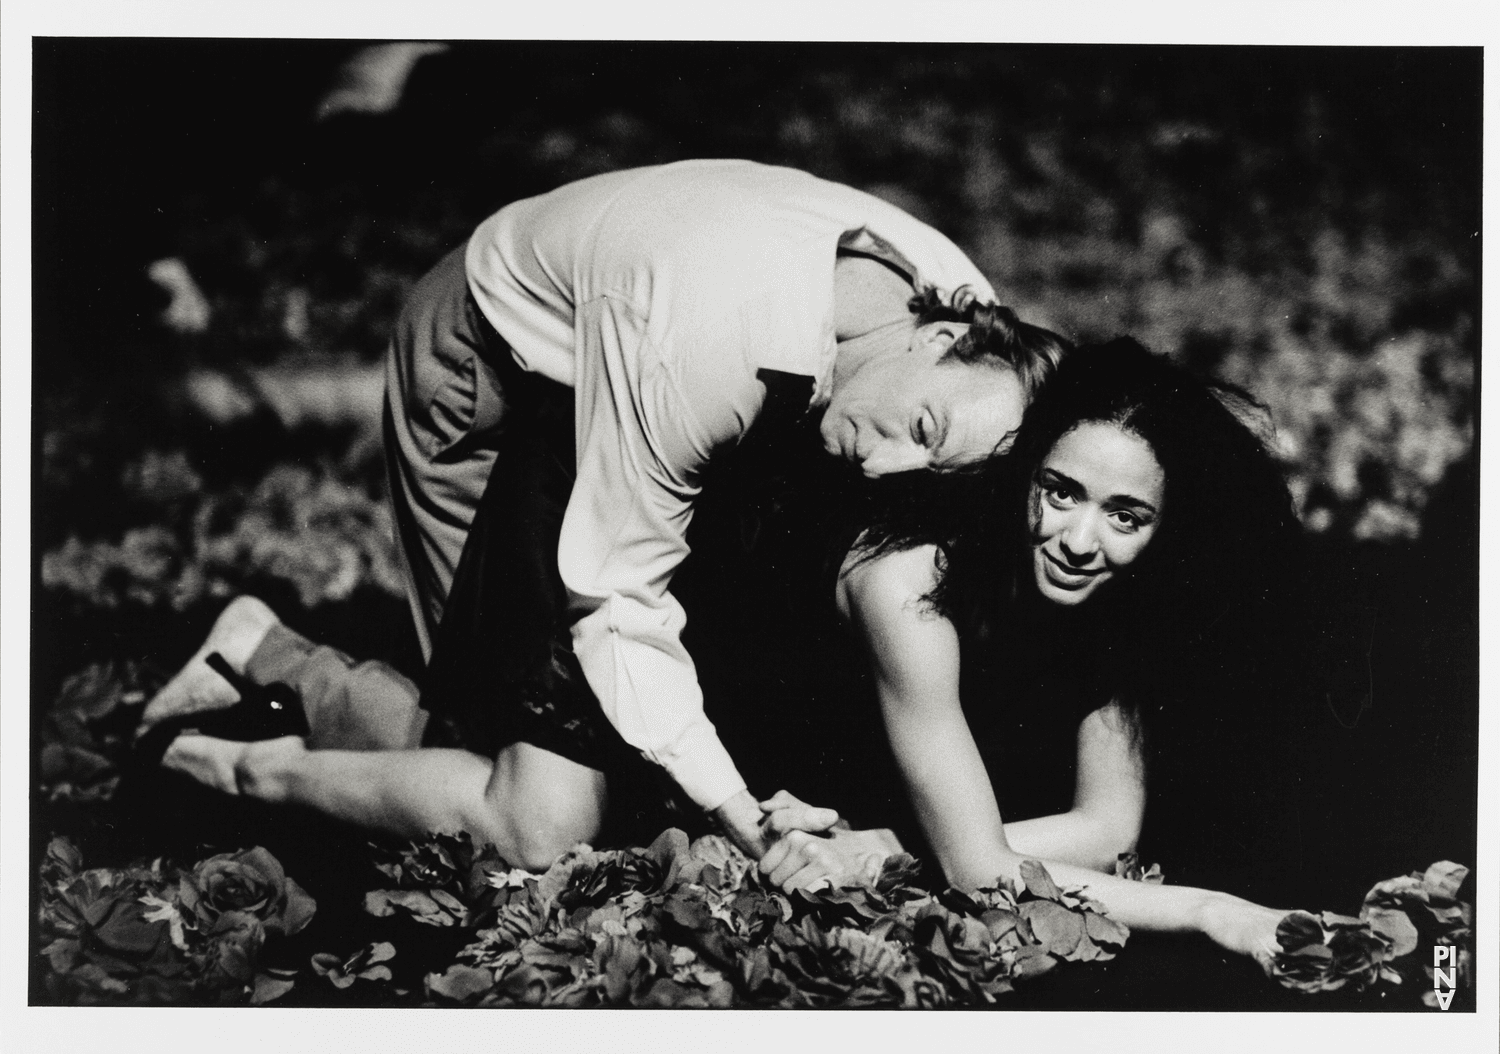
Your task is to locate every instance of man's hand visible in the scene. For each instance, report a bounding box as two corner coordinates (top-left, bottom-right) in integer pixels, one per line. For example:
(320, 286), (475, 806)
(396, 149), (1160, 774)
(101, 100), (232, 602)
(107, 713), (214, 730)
(714, 788), (903, 892)
(757, 789), (841, 839)
(750, 791), (901, 891)
(711, 789), (774, 859)
(759, 825), (903, 893)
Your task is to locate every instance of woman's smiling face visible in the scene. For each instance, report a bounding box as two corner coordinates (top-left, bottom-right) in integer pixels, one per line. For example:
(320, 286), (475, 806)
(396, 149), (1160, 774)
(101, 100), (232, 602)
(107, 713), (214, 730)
(1030, 420), (1166, 607)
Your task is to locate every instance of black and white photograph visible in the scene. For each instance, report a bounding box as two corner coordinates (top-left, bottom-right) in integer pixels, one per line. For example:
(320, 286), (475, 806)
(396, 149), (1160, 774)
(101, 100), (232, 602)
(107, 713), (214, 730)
(3, 3), (1493, 1049)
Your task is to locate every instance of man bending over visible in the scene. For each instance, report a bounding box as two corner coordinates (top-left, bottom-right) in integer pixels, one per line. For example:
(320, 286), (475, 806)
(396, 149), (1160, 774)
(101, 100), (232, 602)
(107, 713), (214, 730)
(141, 159), (1069, 883)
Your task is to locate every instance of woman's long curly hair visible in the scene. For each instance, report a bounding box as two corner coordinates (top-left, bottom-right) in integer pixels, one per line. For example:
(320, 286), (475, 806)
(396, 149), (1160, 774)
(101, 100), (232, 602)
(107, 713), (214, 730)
(853, 337), (1302, 726)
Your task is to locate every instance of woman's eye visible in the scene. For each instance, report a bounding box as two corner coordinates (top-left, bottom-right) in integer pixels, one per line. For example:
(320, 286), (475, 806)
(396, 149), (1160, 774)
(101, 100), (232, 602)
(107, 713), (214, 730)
(1042, 483), (1073, 507)
(1109, 511), (1143, 531)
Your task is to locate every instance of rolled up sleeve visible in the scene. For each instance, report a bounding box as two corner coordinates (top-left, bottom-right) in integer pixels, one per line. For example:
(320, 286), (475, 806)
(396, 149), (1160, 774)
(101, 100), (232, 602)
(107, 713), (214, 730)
(558, 295), (754, 811)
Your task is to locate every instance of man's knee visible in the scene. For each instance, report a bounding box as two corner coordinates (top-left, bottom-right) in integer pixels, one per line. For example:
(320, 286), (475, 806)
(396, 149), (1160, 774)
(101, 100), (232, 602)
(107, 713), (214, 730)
(500, 815), (595, 873)
(484, 743), (607, 871)
(294, 649), (423, 751)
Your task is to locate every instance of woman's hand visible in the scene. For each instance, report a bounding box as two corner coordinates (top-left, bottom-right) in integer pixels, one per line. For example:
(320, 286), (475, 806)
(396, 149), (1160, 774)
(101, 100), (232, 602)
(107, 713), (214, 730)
(759, 789), (901, 892)
(1197, 894), (1294, 973)
(758, 811), (903, 894)
(759, 828), (903, 892)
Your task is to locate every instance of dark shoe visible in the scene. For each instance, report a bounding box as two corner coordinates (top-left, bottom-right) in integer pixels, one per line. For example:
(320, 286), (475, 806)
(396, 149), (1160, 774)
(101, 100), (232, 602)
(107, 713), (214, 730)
(133, 652), (309, 770)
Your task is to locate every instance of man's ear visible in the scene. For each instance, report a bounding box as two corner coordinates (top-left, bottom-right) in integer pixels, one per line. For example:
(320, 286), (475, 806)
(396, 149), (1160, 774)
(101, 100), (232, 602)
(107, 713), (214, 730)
(912, 320), (968, 359)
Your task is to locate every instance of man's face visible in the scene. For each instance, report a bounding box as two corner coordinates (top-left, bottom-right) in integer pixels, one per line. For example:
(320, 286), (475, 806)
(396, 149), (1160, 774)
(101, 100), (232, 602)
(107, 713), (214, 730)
(820, 322), (1027, 477)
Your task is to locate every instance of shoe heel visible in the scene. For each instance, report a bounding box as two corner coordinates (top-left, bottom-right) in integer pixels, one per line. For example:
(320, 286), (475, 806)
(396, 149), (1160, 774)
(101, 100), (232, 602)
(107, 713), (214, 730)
(205, 652), (251, 700)
(203, 652), (309, 739)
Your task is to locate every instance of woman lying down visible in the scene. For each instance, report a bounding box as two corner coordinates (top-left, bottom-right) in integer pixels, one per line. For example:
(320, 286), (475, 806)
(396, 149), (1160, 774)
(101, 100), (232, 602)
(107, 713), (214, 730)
(139, 338), (1316, 973)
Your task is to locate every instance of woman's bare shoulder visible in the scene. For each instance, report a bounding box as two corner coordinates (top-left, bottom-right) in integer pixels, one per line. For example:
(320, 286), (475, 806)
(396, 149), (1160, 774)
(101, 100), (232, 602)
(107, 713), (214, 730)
(836, 543), (944, 624)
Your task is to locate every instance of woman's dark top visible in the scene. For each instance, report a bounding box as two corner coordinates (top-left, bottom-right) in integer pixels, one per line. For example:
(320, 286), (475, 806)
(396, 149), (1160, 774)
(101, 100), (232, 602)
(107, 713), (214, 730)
(416, 355), (1344, 902)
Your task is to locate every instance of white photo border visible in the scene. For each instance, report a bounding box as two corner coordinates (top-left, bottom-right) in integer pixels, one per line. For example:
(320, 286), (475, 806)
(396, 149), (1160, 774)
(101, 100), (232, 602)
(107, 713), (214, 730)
(3, 3), (1493, 1052)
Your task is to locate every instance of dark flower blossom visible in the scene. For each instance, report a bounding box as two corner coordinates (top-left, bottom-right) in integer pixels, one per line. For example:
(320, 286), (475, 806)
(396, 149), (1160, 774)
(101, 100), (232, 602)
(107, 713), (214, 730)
(180, 846), (316, 938)
(37, 838), (313, 1006)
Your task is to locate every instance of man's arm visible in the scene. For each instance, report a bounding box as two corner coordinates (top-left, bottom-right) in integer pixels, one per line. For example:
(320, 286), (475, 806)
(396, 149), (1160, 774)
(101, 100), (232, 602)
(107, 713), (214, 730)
(559, 294), (846, 856)
(161, 293), (814, 864)
(559, 294), (748, 812)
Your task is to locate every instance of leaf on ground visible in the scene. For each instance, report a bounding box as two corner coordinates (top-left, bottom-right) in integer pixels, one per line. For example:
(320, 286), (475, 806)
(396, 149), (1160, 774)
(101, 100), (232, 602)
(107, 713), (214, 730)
(138, 893), (190, 951)
(1318, 911), (1365, 929)
(980, 907), (1020, 943)
(664, 892), (714, 932)
(686, 834), (736, 874)
(279, 876), (318, 936)
(1362, 907), (1419, 959)
(497, 963), (552, 1005)
(644, 828), (690, 886)
(1083, 910), (1130, 949)
(1010, 942), (1057, 981)
(363, 889), (459, 926)
(311, 953), (349, 981)
(93, 902), (169, 956)
(1422, 861), (1468, 900)
(1114, 853), (1165, 885)
(251, 972), (296, 1005)
(638, 977), (712, 1008)
(56, 663), (129, 721)
(428, 888), (470, 921)
(1021, 900), (1084, 958)
(875, 853), (925, 892)
(1274, 911), (1327, 953)
(41, 938), (81, 972)
(40, 744), (115, 783)
(312, 940), (398, 990)
(45, 837), (84, 880)
(427, 963), (495, 1002)
(484, 867), (535, 891)
(1017, 860), (1063, 902)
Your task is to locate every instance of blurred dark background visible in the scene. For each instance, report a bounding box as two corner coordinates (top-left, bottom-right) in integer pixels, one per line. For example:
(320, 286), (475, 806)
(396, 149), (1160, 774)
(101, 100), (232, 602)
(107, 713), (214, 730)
(31, 39), (1478, 973)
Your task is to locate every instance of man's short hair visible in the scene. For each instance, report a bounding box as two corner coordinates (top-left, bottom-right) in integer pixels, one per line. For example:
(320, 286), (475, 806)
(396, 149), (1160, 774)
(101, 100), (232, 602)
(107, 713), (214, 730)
(909, 285), (1072, 399)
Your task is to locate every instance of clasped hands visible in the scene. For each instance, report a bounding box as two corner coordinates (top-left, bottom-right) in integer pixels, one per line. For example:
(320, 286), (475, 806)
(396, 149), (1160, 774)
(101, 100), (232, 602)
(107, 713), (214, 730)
(754, 789), (902, 893)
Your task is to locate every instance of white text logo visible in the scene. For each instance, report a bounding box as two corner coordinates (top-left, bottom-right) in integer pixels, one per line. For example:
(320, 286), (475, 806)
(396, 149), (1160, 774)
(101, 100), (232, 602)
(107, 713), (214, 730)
(1432, 946), (1457, 1010)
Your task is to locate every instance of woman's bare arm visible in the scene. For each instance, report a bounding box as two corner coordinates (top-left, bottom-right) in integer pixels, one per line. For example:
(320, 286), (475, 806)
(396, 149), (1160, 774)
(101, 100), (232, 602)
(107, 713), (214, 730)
(842, 545), (1143, 879)
(1003, 703), (1145, 871)
(829, 544), (1293, 967)
(838, 544), (1011, 890)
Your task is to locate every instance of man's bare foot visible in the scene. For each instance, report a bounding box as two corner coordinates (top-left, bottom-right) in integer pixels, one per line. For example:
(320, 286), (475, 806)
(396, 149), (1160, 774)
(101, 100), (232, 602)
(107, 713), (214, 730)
(160, 733), (249, 795)
(160, 733), (305, 799)
(138, 596), (281, 735)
